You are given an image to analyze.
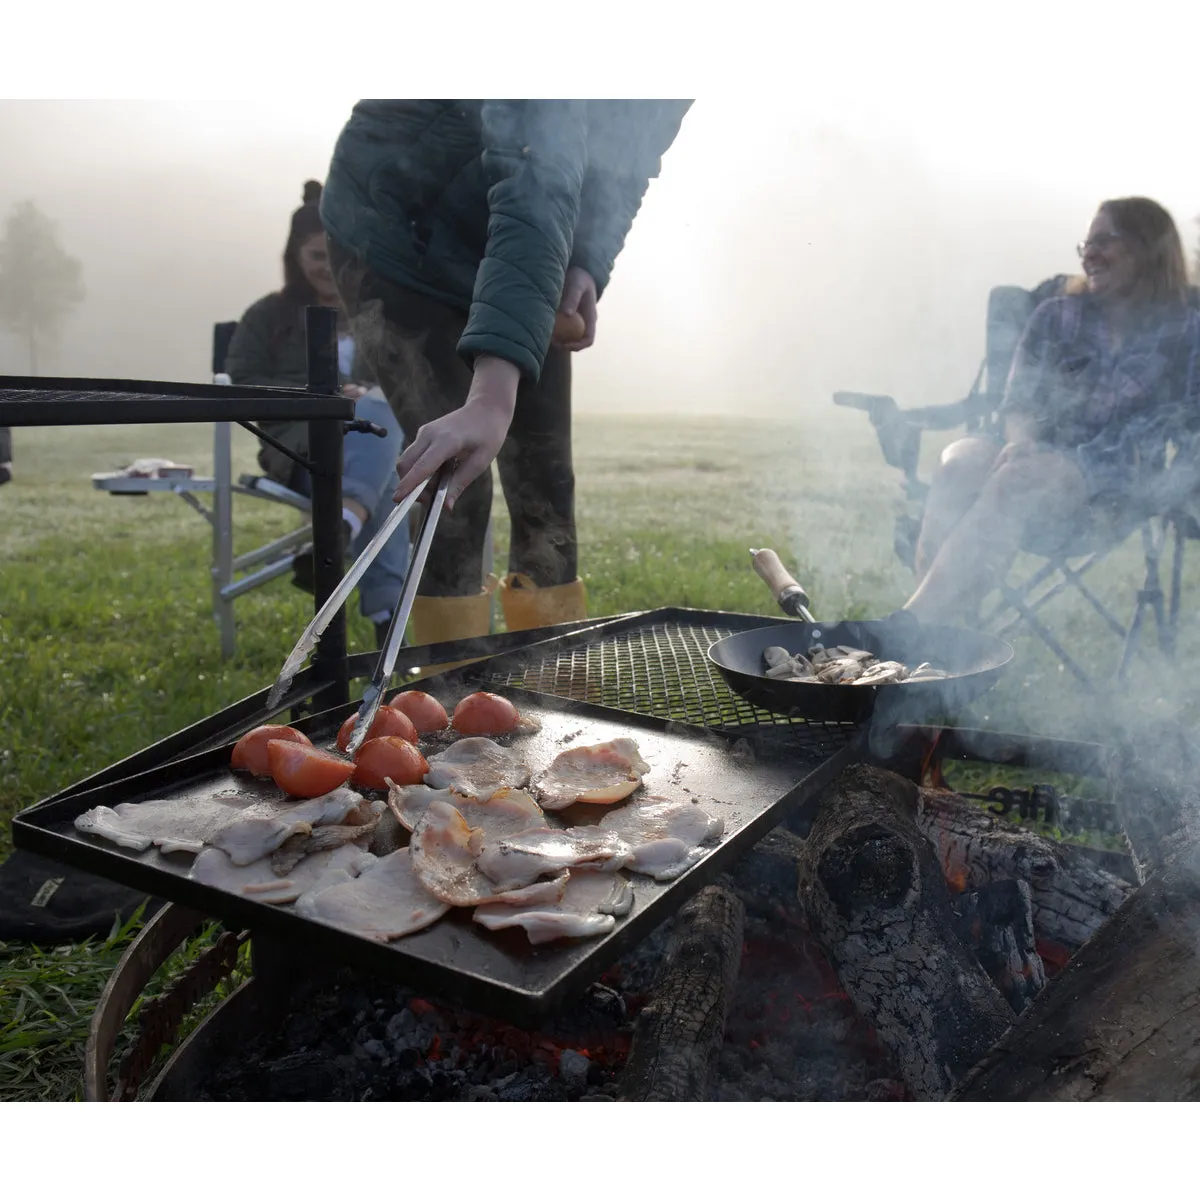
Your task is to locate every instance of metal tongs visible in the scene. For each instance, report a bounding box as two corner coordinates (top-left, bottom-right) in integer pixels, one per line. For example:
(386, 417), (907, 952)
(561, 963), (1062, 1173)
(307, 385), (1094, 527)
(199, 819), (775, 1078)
(266, 463), (454, 754)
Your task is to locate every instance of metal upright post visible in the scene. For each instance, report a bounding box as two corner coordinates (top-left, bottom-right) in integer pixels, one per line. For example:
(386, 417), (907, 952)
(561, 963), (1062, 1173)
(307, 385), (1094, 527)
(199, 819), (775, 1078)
(210, 322), (239, 660)
(305, 305), (349, 709)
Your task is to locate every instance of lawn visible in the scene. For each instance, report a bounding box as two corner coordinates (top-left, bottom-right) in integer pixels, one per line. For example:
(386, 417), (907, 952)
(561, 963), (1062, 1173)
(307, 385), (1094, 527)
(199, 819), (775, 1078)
(2, 408), (1197, 1100)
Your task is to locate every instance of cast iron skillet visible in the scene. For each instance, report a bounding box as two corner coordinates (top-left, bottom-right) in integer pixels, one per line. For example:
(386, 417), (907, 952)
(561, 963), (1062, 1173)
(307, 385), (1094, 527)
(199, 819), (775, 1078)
(707, 550), (1015, 724)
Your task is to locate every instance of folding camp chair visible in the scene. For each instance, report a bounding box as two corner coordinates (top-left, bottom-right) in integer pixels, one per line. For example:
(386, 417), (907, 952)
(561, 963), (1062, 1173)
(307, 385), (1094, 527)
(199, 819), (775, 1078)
(835, 278), (1192, 691)
(92, 321), (315, 659)
(92, 320), (496, 658)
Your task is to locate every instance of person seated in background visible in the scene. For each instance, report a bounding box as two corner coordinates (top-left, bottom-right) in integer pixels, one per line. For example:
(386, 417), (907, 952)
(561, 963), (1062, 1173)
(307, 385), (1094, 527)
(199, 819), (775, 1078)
(905, 196), (1200, 626)
(225, 182), (409, 647)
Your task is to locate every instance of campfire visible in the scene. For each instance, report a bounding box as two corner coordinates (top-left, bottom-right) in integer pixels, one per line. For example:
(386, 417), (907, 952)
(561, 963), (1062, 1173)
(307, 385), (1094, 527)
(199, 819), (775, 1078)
(23, 611), (1197, 1102)
(135, 724), (1173, 1103)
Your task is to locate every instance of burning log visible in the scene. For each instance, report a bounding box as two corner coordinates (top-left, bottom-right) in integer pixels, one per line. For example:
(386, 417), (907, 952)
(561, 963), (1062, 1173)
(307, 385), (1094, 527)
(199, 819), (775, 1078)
(916, 789), (1132, 951)
(619, 884), (745, 1101)
(720, 827), (806, 920)
(796, 763), (1012, 1100)
(954, 726), (1200, 1101)
(949, 880), (1046, 1015)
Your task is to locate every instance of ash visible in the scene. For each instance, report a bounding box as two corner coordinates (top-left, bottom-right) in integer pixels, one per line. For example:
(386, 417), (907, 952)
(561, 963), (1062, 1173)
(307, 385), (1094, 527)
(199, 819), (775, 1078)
(710, 913), (907, 1101)
(193, 925), (673, 1103)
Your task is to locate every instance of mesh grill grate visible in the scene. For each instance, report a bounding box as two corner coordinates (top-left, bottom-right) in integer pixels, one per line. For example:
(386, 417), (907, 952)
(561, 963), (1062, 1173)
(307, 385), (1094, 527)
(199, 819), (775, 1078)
(480, 619), (857, 760)
(1, 388), (189, 406)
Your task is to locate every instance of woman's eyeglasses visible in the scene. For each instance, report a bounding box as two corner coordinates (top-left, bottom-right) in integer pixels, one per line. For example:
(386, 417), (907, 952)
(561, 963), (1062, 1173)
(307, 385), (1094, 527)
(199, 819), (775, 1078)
(1076, 232), (1124, 259)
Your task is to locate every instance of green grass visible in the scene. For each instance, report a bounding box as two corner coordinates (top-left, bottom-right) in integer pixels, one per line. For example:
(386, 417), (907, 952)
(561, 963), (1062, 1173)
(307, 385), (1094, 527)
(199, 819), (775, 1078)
(3, 409), (1199, 1100)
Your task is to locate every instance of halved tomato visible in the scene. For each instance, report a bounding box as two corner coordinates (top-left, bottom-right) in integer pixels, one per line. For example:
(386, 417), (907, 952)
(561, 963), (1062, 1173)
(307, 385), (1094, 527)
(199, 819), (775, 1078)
(230, 724), (312, 777)
(451, 691), (520, 736)
(388, 689), (449, 733)
(336, 705), (418, 751)
(352, 735), (429, 790)
(267, 740), (355, 798)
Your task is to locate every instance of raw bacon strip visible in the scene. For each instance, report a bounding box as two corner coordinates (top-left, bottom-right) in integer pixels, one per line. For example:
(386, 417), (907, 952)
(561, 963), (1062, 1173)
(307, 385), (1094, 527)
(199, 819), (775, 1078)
(476, 826), (632, 891)
(74, 787), (372, 862)
(295, 849), (450, 941)
(473, 873), (635, 945)
(598, 794), (724, 880)
(422, 737), (531, 798)
(533, 738), (651, 810)
(189, 843), (371, 905)
(388, 783), (546, 837)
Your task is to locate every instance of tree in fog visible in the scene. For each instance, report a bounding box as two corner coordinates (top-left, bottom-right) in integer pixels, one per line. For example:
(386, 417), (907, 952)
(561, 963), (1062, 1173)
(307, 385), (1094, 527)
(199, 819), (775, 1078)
(0, 200), (85, 374)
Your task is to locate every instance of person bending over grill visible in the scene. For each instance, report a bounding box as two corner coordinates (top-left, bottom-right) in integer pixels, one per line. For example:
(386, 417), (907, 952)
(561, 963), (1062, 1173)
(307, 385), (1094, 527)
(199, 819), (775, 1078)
(904, 196), (1200, 626)
(319, 100), (691, 644)
(225, 182), (410, 648)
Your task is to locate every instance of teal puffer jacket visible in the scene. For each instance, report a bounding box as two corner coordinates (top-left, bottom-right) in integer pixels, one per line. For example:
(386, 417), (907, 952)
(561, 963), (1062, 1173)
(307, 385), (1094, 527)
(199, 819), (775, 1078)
(320, 99), (692, 381)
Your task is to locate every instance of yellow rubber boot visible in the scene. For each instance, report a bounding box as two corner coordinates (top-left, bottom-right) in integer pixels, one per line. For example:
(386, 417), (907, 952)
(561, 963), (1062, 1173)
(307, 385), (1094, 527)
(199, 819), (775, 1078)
(406, 590), (494, 678)
(497, 574), (588, 632)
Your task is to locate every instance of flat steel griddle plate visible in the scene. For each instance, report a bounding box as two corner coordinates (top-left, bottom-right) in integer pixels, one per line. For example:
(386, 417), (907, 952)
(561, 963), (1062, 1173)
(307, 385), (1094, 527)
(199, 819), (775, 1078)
(15, 686), (857, 1021)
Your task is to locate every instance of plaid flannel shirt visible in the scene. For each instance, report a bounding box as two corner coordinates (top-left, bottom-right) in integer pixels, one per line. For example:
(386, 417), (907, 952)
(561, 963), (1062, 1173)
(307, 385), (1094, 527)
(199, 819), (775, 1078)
(1000, 293), (1200, 494)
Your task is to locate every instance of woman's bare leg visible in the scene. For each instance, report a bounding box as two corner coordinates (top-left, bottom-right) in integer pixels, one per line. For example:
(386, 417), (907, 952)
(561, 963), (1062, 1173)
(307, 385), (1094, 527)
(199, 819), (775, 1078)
(904, 446), (1087, 625)
(913, 437), (1001, 583)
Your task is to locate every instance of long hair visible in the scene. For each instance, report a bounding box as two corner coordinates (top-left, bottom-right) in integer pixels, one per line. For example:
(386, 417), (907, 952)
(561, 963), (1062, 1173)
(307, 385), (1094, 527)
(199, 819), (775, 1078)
(1099, 196), (1190, 309)
(281, 180), (325, 307)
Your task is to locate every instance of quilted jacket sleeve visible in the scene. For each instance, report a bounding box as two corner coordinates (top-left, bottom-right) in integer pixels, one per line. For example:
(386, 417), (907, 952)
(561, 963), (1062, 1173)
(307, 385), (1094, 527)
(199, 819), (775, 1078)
(569, 100), (692, 297)
(457, 100), (590, 380)
(225, 296), (288, 387)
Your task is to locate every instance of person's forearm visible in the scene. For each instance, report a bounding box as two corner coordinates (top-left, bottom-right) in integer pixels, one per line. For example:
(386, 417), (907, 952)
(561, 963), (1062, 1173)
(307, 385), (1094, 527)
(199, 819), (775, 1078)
(466, 355), (520, 420)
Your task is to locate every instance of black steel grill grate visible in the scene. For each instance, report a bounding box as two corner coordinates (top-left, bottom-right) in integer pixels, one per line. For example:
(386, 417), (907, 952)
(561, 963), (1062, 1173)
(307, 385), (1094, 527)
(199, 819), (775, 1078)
(480, 618), (857, 760)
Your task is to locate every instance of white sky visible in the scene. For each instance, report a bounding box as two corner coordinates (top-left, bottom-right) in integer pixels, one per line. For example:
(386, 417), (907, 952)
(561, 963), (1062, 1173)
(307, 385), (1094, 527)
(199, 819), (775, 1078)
(2, 1), (1199, 414)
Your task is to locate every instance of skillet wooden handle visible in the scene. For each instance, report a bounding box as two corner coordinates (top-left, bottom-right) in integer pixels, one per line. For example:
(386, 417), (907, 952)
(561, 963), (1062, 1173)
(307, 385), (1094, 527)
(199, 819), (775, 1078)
(750, 548), (811, 609)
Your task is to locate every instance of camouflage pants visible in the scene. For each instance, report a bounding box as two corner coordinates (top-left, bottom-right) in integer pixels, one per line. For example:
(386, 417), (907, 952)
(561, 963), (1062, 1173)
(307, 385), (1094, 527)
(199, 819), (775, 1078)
(329, 239), (577, 597)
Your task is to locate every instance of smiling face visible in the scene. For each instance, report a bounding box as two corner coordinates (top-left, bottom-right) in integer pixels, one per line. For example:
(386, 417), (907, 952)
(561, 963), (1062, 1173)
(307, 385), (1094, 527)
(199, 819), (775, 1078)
(296, 232), (336, 300)
(1079, 208), (1138, 299)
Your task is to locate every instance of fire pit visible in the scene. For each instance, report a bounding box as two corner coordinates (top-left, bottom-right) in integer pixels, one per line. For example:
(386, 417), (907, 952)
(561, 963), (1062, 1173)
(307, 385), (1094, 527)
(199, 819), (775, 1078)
(17, 609), (1198, 1101)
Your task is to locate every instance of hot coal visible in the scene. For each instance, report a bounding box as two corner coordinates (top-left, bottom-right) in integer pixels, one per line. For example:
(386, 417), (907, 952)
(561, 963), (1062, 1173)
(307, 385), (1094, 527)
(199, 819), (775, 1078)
(711, 913), (907, 1101)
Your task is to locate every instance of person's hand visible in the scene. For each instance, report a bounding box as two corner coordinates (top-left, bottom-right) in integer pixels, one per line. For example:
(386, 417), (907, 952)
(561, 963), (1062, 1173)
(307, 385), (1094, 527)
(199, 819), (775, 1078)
(392, 355), (520, 510)
(554, 266), (597, 350)
(341, 382), (369, 401)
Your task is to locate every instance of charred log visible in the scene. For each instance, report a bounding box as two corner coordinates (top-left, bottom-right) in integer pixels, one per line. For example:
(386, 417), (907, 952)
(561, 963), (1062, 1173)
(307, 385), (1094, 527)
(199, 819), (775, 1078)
(797, 763), (1012, 1101)
(720, 828), (806, 920)
(916, 789), (1132, 950)
(619, 884), (745, 1102)
(949, 880), (1046, 1015)
(955, 725), (1200, 1101)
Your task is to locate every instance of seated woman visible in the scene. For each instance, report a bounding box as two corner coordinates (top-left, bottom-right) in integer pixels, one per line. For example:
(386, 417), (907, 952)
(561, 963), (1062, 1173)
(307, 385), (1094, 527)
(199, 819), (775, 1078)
(905, 196), (1200, 626)
(225, 182), (409, 646)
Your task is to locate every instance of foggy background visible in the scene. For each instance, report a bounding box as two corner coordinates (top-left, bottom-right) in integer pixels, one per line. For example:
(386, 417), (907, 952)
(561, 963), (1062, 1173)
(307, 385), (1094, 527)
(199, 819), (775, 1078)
(0, 96), (1196, 415)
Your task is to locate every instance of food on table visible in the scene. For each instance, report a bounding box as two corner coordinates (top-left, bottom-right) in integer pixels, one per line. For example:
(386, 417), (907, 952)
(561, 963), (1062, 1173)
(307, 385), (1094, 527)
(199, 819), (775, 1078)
(351, 736), (429, 790)
(534, 738), (651, 810)
(422, 737), (531, 798)
(336, 706), (417, 751)
(476, 826), (632, 892)
(761, 644), (949, 685)
(189, 843), (371, 904)
(388, 783), (547, 839)
(387, 689), (450, 733)
(268, 741), (356, 798)
(598, 794), (724, 881)
(473, 872), (634, 945)
(230, 724), (313, 777)
(451, 691), (521, 736)
(294, 849), (451, 942)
